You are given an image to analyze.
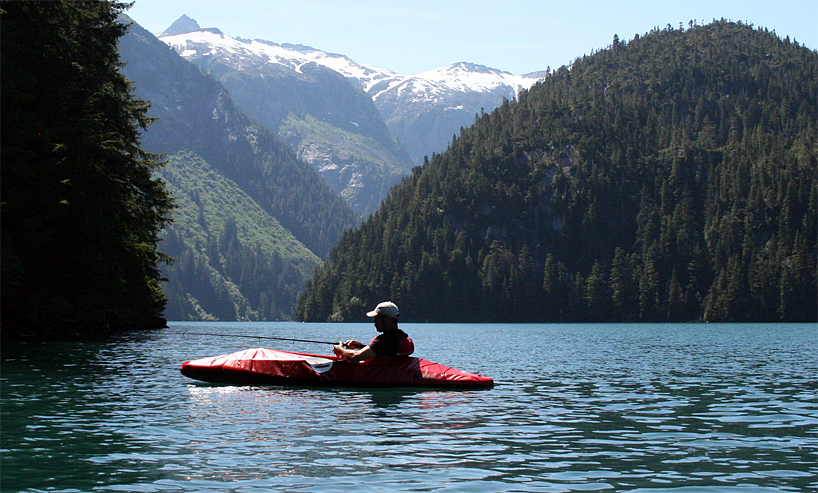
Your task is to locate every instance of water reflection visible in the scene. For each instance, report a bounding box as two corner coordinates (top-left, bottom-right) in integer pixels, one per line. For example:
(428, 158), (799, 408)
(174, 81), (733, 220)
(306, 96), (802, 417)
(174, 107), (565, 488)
(367, 389), (420, 408)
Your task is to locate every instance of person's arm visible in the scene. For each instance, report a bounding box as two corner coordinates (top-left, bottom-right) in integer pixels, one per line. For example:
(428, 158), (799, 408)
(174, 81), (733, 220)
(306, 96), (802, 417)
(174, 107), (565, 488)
(333, 344), (377, 362)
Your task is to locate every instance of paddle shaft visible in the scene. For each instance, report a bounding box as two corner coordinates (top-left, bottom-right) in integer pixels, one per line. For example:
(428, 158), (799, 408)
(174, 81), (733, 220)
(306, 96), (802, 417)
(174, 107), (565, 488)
(188, 332), (337, 345)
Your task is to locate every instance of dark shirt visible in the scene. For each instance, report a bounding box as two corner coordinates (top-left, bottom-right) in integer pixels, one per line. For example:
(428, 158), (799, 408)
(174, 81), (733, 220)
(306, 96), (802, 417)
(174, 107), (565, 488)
(368, 329), (413, 357)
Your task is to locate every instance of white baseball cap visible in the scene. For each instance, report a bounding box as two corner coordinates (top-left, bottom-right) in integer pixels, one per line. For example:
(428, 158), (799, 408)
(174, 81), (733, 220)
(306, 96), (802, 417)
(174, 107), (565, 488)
(366, 301), (399, 318)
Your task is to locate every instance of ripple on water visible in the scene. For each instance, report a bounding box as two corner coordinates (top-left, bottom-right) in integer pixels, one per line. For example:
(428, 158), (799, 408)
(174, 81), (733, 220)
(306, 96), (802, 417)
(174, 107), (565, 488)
(1, 323), (816, 492)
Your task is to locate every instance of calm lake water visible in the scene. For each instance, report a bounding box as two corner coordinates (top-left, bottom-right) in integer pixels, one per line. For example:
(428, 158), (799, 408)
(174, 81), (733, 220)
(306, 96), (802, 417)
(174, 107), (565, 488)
(1, 322), (816, 492)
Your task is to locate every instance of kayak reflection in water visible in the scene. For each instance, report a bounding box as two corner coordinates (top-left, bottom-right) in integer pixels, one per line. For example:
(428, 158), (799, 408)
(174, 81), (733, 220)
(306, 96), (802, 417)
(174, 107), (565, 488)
(333, 301), (414, 362)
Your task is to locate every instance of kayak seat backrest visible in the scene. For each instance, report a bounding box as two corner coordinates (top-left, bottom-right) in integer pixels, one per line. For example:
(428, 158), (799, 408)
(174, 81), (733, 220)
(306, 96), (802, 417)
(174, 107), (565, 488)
(397, 337), (414, 356)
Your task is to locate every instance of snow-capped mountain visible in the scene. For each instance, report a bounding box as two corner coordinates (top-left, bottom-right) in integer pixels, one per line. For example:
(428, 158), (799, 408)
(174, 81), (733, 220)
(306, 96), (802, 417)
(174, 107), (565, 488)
(159, 26), (538, 104)
(361, 62), (542, 166)
(159, 23), (411, 216)
(360, 62), (538, 102)
(155, 16), (544, 211)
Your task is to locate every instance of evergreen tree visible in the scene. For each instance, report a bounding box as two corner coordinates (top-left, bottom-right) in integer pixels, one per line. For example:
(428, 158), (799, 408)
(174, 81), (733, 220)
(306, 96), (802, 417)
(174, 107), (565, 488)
(1, 1), (174, 335)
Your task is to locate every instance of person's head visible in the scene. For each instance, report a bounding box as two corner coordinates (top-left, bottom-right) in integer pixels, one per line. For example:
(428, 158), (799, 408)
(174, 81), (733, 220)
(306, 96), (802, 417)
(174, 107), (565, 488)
(367, 301), (399, 331)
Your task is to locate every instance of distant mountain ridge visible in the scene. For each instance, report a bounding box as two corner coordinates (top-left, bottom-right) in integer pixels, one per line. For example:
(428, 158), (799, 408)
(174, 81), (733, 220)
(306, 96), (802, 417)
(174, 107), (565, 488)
(155, 17), (543, 211)
(158, 27), (413, 216)
(155, 19), (539, 101)
(363, 61), (541, 169)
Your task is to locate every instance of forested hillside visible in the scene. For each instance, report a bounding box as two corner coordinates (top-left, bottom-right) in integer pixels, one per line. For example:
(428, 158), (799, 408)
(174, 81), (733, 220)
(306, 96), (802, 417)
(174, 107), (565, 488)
(158, 152), (320, 320)
(119, 19), (358, 259)
(297, 21), (817, 323)
(1, 1), (174, 335)
(118, 18), (358, 320)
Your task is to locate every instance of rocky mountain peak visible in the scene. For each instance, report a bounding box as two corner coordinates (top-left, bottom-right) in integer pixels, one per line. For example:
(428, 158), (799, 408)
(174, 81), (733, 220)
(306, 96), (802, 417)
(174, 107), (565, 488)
(158, 14), (201, 37)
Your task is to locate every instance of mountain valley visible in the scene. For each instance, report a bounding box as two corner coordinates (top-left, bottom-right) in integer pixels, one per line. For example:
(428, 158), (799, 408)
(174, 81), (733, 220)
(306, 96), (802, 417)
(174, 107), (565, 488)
(119, 17), (358, 320)
(157, 15), (543, 214)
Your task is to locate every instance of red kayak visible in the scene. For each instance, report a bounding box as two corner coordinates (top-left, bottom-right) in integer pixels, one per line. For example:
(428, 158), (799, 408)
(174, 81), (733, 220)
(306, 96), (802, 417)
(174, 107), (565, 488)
(180, 347), (494, 389)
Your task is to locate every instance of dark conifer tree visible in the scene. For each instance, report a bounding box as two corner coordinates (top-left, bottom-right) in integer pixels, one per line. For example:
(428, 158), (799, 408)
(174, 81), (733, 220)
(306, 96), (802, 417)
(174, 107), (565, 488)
(1, 1), (174, 335)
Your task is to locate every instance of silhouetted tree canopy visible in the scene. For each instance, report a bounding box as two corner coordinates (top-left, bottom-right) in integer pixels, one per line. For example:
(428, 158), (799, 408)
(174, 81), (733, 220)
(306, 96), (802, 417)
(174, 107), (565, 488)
(1, 1), (175, 336)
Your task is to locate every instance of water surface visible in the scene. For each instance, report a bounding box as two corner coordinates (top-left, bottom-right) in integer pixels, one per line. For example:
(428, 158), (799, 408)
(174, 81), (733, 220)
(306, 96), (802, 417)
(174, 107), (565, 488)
(2, 323), (816, 492)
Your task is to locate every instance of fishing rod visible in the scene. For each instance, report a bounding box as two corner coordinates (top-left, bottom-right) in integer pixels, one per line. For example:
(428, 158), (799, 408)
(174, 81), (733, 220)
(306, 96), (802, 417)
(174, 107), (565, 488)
(187, 332), (337, 345)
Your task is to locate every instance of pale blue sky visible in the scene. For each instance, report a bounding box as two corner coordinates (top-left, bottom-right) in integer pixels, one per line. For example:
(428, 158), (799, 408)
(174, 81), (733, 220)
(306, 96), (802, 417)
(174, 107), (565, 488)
(126, 0), (817, 76)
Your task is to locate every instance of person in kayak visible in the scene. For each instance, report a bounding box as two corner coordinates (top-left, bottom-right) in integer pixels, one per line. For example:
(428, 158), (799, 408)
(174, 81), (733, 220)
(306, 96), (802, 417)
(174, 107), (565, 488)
(333, 301), (414, 362)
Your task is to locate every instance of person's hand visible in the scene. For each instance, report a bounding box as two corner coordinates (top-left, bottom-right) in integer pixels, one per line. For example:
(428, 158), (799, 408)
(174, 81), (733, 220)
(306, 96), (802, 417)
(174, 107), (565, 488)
(344, 340), (364, 349)
(333, 344), (345, 357)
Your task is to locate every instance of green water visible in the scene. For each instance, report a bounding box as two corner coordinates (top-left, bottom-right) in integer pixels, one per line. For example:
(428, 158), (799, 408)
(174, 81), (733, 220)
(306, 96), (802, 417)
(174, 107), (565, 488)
(2, 322), (816, 492)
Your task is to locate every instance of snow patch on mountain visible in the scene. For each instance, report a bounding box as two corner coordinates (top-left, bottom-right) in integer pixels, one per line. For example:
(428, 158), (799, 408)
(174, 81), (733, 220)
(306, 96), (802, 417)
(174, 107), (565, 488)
(156, 16), (546, 168)
(158, 28), (542, 105)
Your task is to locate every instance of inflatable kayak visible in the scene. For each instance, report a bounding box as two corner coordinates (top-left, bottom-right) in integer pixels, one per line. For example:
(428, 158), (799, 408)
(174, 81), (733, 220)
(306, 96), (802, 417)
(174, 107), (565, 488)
(180, 347), (493, 389)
